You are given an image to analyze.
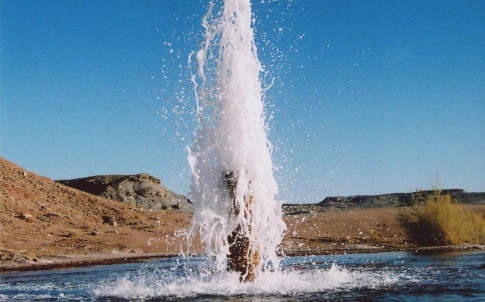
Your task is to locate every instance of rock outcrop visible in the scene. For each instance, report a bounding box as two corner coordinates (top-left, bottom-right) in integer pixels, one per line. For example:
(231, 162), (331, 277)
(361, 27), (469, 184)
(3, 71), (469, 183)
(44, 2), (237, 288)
(58, 174), (192, 212)
(0, 157), (194, 267)
(317, 189), (485, 209)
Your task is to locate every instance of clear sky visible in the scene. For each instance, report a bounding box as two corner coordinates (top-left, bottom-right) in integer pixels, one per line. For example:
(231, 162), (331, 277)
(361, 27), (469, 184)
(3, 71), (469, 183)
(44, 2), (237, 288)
(1, 0), (484, 203)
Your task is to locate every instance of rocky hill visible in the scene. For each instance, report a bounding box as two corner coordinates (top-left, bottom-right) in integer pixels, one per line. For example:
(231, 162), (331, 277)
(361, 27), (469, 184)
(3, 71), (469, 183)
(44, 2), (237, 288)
(58, 174), (192, 212)
(317, 189), (485, 209)
(282, 189), (485, 215)
(0, 157), (192, 266)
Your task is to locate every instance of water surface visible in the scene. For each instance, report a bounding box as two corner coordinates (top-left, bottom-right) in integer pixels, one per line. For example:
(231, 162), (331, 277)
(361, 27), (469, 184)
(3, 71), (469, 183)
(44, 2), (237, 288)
(1, 251), (483, 301)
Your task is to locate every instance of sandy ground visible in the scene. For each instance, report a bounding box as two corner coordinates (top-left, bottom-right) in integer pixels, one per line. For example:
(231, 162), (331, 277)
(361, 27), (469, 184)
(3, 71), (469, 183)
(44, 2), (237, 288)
(283, 205), (485, 255)
(0, 157), (194, 270)
(1, 157), (484, 272)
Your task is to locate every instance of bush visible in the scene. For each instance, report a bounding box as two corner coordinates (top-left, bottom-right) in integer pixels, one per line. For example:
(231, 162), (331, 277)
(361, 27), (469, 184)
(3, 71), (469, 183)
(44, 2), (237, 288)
(399, 192), (485, 246)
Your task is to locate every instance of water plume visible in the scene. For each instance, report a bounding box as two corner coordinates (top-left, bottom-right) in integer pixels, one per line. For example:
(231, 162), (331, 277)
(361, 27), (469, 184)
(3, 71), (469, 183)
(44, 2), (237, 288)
(187, 0), (286, 280)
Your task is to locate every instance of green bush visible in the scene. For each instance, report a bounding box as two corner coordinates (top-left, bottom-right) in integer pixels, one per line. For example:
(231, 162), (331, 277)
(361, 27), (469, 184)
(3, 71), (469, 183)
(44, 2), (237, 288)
(399, 192), (485, 246)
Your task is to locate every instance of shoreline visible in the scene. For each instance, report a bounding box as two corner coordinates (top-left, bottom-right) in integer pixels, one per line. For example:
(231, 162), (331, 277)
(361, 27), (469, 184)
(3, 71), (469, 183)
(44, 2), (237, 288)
(2, 245), (483, 274)
(0, 253), (176, 273)
(284, 244), (485, 257)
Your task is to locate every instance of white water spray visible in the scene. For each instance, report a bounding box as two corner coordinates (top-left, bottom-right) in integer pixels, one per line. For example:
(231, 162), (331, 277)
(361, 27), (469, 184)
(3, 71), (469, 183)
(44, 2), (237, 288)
(187, 0), (286, 276)
(90, 2), (412, 298)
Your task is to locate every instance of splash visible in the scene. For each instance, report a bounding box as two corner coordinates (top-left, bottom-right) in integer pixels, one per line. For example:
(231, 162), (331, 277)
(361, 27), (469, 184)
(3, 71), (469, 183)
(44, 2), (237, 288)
(93, 263), (401, 299)
(186, 0), (286, 279)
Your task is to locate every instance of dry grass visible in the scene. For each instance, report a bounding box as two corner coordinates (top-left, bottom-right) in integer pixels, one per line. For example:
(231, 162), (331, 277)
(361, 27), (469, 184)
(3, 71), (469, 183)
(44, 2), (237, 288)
(399, 192), (485, 246)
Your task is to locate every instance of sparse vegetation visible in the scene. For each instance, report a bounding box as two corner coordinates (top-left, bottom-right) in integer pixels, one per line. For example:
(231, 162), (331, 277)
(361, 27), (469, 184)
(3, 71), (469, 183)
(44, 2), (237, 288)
(399, 192), (485, 246)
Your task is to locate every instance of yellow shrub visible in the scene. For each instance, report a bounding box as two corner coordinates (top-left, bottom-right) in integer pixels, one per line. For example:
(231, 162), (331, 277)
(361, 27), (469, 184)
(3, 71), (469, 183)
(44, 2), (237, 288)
(399, 193), (485, 246)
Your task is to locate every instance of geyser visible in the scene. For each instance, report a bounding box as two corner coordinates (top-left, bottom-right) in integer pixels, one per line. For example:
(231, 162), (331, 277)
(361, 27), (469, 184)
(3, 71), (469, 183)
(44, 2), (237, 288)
(188, 0), (286, 282)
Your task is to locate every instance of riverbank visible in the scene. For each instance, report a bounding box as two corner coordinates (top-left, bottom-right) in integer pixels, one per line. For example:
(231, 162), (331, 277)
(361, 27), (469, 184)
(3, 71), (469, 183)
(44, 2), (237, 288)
(0, 253), (173, 273)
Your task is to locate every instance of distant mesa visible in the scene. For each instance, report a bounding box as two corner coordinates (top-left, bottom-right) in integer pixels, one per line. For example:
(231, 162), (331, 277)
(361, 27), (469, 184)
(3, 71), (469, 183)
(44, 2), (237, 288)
(58, 173), (192, 212)
(318, 189), (485, 209)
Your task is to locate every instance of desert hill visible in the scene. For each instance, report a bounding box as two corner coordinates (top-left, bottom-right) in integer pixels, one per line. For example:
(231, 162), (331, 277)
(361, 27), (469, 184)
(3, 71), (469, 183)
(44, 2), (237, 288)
(283, 189), (485, 214)
(0, 157), (192, 266)
(1, 157), (483, 271)
(58, 173), (192, 212)
(317, 189), (485, 209)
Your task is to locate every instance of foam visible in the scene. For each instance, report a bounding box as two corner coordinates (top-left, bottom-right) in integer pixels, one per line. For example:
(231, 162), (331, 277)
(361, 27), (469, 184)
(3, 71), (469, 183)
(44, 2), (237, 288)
(93, 264), (400, 299)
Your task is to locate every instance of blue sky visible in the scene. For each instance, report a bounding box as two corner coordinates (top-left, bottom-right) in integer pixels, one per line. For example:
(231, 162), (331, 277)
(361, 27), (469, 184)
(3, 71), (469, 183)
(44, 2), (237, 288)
(1, 0), (484, 203)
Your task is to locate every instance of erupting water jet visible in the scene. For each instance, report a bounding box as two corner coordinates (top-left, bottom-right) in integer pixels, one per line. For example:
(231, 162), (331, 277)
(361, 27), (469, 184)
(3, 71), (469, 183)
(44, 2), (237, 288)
(188, 0), (286, 282)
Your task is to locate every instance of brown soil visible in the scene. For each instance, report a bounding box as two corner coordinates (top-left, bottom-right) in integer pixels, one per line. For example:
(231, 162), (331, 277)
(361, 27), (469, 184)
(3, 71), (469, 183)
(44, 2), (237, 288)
(0, 157), (195, 270)
(282, 203), (485, 255)
(1, 157), (484, 272)
(283, 207), (408, 254)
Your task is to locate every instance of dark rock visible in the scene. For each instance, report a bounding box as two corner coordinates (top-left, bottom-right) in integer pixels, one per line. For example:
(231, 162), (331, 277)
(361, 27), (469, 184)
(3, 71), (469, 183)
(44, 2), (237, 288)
(65, 232), (77, 238)
(16, 213), (35, 222)
(101, 215), (117, 226)
(57, 173), (192, 212)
